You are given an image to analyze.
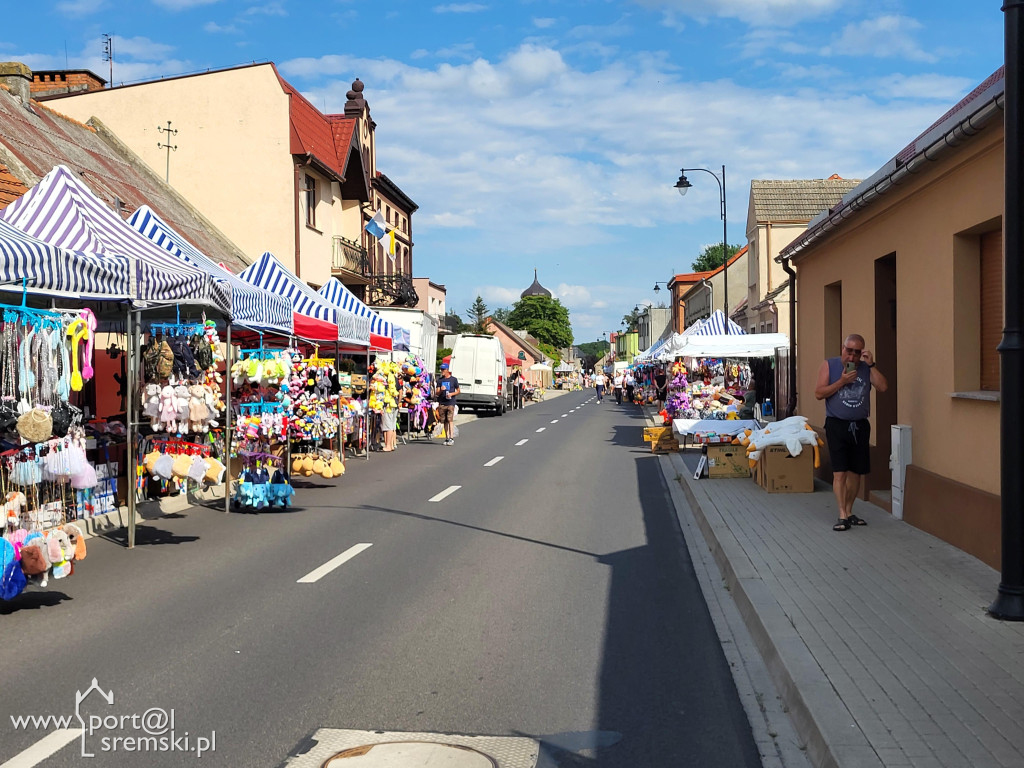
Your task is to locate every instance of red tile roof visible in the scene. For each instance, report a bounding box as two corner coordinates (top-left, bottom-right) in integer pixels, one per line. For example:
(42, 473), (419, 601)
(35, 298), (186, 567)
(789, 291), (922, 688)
(274, 66), (349, 182)
(0, 163), (28, 207)
(670, 245), (748, 284)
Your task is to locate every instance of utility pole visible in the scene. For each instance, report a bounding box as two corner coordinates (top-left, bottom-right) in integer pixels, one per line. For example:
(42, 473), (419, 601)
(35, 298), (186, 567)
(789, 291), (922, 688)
(102, 34), (113, 87)
(156, 121), (178, 184)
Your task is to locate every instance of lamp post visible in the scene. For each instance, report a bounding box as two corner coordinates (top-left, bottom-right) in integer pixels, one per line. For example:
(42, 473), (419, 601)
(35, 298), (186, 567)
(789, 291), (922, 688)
(675, 165), (729, 333)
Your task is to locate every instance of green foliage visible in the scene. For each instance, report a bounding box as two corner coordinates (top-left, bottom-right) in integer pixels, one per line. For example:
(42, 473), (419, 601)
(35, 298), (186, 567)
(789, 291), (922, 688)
(576, 340), (609, 358)
(506, 295), (573, 349)
(491, 307), (512, 324)
(466, 296), (491, 333)
(437, 347), (452, 374)
(621, 306), (644, 331)
(537, 341), (561, 370)
(691, 243), (743, 272)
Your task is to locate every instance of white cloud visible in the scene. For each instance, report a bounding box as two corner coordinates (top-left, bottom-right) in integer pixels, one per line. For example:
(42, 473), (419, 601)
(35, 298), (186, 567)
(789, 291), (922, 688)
(243, 2), (287, 17)
(424, 211), (477, 228)
(825, 16), (938, 63)
(555, 284), (592, 307)
(873, 73), (973, 101)
(533, 17), (556, 29)
(56, 0), (107, 15)
(104, 35), (176, 60)
(203, 21), (239, 33)
(434, 3), (488, 12)
(152, 0), (222, 9)
(477, 286), (520, 305)
(631, 0), (842, 26)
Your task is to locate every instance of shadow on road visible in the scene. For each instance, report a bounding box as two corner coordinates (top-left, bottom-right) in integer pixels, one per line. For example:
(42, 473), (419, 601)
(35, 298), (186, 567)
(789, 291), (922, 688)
(0, 590), (72, 615)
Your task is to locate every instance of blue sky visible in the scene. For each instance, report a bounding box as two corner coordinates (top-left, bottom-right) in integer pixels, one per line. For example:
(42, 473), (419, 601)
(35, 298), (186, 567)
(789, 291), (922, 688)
(1, 0), (1005, 344)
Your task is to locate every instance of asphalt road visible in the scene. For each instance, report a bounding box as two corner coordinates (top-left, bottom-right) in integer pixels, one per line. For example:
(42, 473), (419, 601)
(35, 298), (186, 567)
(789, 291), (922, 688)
(0, 391), (762, 768)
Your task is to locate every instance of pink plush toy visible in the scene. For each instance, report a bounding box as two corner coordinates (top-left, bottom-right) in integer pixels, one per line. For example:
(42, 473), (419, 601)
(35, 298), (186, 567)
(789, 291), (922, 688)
(158, 385), (178, 432)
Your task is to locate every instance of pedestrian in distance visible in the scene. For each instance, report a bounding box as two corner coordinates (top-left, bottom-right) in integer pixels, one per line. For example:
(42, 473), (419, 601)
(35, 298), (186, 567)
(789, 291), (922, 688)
(612, 370), (624, 405)
(593, 370), (607, 402)
(434, 363), (461, 445)
(814, 333), (888, 531)
(511, 366), (524, 410)
(625, 370), (635, 404)
(654, 367), (668, 407)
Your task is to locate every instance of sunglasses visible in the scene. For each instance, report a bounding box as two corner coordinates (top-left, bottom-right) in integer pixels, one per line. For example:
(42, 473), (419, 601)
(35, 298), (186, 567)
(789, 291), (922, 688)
(843, 347), (863, 356)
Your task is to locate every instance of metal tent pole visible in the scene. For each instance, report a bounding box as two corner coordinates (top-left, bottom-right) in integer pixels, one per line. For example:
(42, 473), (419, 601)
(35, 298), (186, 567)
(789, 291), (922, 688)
(336, 341), (344, 467)
(224, 323), (232, 514)
(126, 309), (137, 549)
(366, 347), (370, 461)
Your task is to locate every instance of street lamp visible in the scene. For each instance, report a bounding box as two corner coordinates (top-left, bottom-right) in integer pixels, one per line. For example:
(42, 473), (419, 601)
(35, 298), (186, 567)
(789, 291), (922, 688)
(676, 165), (729, 333)
(652, 281), (669, 294)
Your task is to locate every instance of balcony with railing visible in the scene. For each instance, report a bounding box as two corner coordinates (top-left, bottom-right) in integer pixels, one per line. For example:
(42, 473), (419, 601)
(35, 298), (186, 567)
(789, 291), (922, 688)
(332, 236), (369, 282)
(369, 273), (419, 308)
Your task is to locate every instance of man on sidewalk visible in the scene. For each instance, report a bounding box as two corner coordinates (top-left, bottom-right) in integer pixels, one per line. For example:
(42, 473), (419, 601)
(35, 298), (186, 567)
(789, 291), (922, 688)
(814, 333), (887, 531)
(434, 364), (461, 445)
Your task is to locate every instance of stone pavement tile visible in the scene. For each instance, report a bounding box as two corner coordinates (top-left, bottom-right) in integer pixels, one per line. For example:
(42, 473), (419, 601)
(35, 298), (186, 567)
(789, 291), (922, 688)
(829, 745), (885, 768)
(963, 720), (1022, 767)
(872, 749), (911, 767)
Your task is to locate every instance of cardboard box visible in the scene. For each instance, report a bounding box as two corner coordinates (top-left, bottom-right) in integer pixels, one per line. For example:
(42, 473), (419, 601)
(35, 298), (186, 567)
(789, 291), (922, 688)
(643, 426), (673, 443)
(755, 445), (814, 493)
(706, 444), (750, 478)
(651, 435), (679, 453)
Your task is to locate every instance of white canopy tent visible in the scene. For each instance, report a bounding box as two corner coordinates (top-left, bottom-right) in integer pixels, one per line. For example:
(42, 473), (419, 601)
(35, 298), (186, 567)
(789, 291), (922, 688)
(669, 332), (789, 358)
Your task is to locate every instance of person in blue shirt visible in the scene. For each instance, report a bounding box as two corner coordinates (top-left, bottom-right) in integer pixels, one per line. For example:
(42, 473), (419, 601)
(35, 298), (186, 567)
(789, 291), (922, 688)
(434, 364), (461, 445)
(815, 333), (888, 531)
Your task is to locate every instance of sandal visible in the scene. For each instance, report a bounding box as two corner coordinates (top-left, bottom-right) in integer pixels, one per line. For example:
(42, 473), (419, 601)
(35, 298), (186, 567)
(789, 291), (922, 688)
(848, 514), (868, 526)
(833, 518), (851, 531)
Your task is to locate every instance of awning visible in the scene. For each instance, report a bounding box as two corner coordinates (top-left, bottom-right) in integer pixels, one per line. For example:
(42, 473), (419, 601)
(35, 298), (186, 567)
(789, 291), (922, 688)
(317, 278), (393, 351)
(127, 206), (293, 335)
(238, 252), (349, 343)
(692, 309), (745, 336)
(0, 216), (132, 300)
(671, 332), (789, 358)
(0, 165), (223, 311)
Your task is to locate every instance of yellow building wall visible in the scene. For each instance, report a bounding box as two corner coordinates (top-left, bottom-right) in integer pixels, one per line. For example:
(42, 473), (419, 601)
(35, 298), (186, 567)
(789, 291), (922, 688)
(51, 65), (297, 272)
(794, 126), (1003, 495)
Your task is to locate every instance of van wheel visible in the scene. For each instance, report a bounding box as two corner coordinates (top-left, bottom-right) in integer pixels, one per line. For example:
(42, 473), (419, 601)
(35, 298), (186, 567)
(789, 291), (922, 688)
(496, 403), (503, 416)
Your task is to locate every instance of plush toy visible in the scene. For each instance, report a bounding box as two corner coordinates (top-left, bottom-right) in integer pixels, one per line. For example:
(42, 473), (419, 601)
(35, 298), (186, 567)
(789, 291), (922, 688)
(189, 384), (209, 433)
(158, 385), (178, 432)
(174, 384), (191, 429)
(143, 383), (161, 427)
(4, 491), (26, 528)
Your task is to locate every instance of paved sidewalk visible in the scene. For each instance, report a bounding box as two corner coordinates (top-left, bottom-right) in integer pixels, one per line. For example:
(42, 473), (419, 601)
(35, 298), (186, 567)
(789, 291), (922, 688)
(648, 411), (1024, 768)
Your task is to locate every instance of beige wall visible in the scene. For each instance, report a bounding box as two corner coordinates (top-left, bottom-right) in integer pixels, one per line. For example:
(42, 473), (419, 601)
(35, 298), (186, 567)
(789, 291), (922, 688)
(745, 219), (805, 337)
(413, 279), (446, 319)
(52, 65), (298, 271)
(794, 125), (1003, 495)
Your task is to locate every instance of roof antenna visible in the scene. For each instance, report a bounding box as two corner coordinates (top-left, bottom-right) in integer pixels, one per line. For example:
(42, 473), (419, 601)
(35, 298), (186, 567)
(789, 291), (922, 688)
(102, 34), (114, 87)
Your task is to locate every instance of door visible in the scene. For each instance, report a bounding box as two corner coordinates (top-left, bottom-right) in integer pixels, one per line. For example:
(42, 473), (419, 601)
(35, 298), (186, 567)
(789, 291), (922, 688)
(872, 253), (898, 499)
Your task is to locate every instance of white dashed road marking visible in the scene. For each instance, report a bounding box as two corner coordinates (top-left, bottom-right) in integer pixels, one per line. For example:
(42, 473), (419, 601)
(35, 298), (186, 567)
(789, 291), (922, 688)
(298, 543), (374, 583)
(1, 729), (83, 768)
(428, 485), (462, 503)
(551, 419), (559, 424)
(484, 456), (504, 467)
(515, 439), (529, 446)
(536, 427), (546, 433)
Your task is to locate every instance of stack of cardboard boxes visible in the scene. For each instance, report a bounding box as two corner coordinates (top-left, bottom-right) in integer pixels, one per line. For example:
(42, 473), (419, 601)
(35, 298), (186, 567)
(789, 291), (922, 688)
(752, 446), (814, 493)
(643, 426), (678, 454)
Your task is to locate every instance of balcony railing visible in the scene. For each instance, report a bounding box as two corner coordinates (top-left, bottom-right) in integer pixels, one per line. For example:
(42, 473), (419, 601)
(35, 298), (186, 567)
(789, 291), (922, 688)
(369, 273), (419, 308)
(332, 236), (368, 276)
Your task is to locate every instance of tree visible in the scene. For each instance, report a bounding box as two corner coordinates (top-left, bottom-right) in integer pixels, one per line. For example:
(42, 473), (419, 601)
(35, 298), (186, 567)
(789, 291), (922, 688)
(506, 295), (573, 349)
(691, 243), (743, 272)
(465, 296), (491, 333)
(437, 347), (452, 374)
(491, 306), (512, 325)
(621, 306), (644, 332)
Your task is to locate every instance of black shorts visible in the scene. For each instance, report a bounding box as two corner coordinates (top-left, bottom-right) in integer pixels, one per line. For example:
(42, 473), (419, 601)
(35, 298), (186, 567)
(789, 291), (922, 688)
(824, 417), (871, 475)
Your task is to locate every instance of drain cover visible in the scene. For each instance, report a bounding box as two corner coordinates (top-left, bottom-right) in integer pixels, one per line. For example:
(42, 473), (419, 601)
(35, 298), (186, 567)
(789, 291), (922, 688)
(324, 741), (496, 767)
(284, 729), (539, 768)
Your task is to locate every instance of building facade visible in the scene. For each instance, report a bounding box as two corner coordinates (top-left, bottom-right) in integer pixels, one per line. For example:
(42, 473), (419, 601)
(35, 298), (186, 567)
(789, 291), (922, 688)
(778, 68), (1004, 568)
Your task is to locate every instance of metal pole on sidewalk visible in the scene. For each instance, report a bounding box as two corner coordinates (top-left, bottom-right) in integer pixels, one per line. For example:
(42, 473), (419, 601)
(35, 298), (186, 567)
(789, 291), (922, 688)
(223, 323), (232, 514)
(991, 0), (1024, 620)
(126, 310), (137, 549)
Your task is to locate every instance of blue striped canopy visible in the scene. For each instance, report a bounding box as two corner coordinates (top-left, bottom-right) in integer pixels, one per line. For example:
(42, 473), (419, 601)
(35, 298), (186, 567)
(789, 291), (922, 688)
(692, 310), (745, 335)
(127, 206), (293, 335)
(392, 325), (411, 352)
(0, 165), (223, 311)
(0, 217), (132, 300)
(317, 278), (394, 345)
(239, 252), (369, 345)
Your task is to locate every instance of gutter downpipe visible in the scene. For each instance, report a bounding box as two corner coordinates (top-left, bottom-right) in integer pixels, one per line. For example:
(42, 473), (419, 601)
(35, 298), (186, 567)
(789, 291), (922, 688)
(700, 278), (714, 324)
(293, 160), (303, 278)
(780, 256), (797, 419)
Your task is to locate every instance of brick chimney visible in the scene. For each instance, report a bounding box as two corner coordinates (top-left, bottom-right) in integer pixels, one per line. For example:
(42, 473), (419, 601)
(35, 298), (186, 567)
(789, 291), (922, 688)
(0, 62), (32, 104)
(31, 69), (107, 98)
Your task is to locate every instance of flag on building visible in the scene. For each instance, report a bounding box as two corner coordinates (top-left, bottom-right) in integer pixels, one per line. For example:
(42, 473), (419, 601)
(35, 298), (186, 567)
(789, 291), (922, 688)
(364, 211), (387, 240)
(379, 227), (396, 261)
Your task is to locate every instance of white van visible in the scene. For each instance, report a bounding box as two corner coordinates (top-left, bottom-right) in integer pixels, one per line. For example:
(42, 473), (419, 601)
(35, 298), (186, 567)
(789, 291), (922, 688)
(447, 334), (509, 416)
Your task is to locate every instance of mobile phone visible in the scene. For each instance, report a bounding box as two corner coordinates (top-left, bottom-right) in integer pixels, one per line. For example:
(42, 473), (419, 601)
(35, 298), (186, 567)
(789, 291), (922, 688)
(845, 361), (856, 374)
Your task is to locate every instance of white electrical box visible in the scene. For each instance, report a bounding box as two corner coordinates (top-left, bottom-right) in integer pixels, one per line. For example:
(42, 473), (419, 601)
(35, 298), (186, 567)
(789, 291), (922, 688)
(890, 425), (913, 520)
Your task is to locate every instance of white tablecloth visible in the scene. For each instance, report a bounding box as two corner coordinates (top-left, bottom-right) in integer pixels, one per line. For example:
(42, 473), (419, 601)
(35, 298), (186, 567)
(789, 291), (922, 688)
(672, 418), (761, 437)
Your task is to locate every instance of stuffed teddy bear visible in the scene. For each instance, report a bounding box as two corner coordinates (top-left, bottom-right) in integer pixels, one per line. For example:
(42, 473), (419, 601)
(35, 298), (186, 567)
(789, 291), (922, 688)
(158, 385), (178, 432)
(174, 384), (191, 430)
(143, 383), (161, 428)
(189, 384), (209, 433)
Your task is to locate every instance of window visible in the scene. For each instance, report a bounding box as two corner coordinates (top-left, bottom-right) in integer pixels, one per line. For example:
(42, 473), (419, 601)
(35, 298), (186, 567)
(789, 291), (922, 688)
(304, 174), (316, 228)
(386, 205), (392, 224)
(980, 230), (1002, 390)
(767, 321), (773, 333)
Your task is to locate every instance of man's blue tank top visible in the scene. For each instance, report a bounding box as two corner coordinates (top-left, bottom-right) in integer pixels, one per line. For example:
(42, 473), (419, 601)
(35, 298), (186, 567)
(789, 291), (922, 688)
(825, 357), (871, 420)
